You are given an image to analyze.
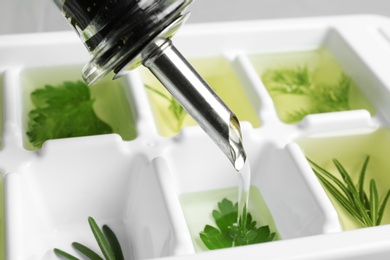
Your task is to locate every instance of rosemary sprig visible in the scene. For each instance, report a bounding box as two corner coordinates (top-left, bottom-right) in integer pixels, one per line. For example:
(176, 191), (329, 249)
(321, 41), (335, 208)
(145, 84), (187, 132)
(54, 217), (124, 260)
(308, 156), (390, 227)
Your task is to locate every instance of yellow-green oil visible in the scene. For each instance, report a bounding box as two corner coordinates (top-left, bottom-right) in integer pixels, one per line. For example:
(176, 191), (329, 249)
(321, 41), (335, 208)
(179, 186), (280, 251)
(21, 65), (137, 150)
(89, 75), (137, 141)
(141, 56), (261, 137)
(0, 178), (4, 260)
(249, 48), (376, 123)
(297, 127), (390, 230)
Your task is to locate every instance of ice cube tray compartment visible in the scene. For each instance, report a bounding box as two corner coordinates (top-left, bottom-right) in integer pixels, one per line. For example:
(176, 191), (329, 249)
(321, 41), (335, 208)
(19, 64), (138, 150)
(5, 136), (196, 259)
(295, 127), (390, 230)
(161, 127), (342, 239)
(139, 56), (261, 137)
(1, 15), (390, 260)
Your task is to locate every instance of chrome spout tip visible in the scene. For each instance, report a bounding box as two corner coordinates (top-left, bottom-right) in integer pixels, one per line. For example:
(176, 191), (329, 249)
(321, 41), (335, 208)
(228, 115), (247, 172)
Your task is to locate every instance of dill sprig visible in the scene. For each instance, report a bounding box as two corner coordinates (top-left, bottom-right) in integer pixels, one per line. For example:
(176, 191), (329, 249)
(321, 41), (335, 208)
(261, 66), (313, 95)
(312, 74), (350, 112)
(262, 66), (352, 123)
(308, 156), (390, 227)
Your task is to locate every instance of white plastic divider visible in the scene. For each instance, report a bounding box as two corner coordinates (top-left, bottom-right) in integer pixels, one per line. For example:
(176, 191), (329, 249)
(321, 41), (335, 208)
(297, 109), (376, 135)
(153, 157), (195, 255)
(286, 143), (343, 234)
(142, 224), (390, 260)
(4, 173), (23, 260)
(123, 71), (161, 139)
(248, 139), (342, 240)
(231, 54), (279, 125)
(5, 135), (192, 259)
(175, 19), (330, 57)
(123, 156), (191, 259)
(331, 26), (390, 124)
(0, 68), (32, 171)
(0, 32), (88, 68)
(2, 68), (24, 144)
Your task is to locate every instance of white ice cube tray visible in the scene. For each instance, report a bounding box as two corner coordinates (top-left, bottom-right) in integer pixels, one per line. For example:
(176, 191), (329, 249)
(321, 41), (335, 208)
(1, 14), (390, 260)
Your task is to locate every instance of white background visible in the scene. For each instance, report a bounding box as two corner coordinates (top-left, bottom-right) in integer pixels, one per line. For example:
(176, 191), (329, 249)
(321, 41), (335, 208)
(1, 0), (390, 34)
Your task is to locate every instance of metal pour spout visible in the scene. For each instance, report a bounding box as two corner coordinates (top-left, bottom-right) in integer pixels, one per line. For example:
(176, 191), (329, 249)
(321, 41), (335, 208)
(143, 39), (247, 171)
(52, 0), (247, 170)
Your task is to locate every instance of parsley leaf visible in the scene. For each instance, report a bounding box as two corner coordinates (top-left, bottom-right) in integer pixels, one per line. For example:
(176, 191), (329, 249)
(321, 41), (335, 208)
(200, 198), (275, 250)
(27, 81), (113, 148)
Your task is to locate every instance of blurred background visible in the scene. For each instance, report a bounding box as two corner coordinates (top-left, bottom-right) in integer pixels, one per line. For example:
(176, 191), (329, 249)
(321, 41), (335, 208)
(1, 0), (390, 34)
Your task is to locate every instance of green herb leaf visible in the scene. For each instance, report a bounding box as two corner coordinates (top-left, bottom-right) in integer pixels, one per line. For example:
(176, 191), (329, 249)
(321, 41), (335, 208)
(103, 225), (124, 260)
(54, 217), (124, 260)
(200, 198), (275, 250)
(199, 225), (232, 249)
(53, 248), (80, 260)
(370, 179), (379, 226)
(358, 156), (370, 207)
(72, 242), (103, 260)
(27, 81), (113, 148)
(213, 198), (238, 234)
(145, 84), (188, 131)
(313, 169), (360, 218)
(377, 190), (390, 225)
(261, 66), (312, 95)
(308, 156), (390, 227)
(88, 217), (116, 260)
(262, 66), (352, 123)
(332, 159), (373, 226)
(313, 74), (350, 112)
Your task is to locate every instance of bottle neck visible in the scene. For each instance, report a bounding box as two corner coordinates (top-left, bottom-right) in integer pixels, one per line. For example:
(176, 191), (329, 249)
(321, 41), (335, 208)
(83, 0), (192, 85)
